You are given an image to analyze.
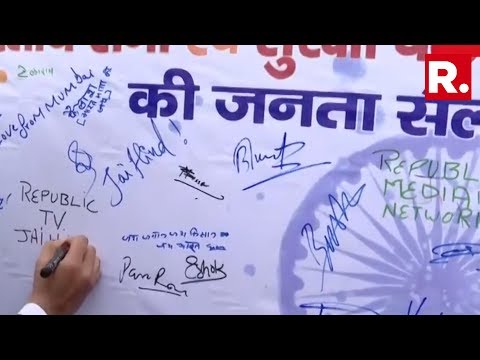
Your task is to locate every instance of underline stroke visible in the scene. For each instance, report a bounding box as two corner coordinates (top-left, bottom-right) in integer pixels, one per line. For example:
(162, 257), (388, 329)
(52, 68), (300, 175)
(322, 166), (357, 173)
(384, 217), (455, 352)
(174, 179), (225, 200)
(180, 277), (226, 285)
(242, 161), (332, 191)
(138, 286), (181, 296)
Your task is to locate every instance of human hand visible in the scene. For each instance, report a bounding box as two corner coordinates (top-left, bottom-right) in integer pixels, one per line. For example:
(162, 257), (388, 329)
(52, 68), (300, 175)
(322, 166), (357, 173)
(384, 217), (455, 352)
(29, 235), (101, 315)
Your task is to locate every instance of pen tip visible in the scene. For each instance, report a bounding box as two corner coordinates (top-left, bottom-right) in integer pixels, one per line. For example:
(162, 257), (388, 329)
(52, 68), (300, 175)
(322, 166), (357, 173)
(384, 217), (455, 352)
(40, 268), (52, 278)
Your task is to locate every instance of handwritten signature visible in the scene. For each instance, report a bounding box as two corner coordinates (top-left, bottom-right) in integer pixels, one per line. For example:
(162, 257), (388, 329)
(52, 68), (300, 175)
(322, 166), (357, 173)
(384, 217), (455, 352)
(67, 140), (97, 196)
(300, 297), (442, 315)
(234, 132), (305, 172)
(302, 183), (366, 291)
(181, 255), (227, 285)
(233, 132), (331, 191)
(175, 165), (225, 200)
(119, 256), (187, 297)
(430, 243), (480, 264)
(103, 118), (177, 207)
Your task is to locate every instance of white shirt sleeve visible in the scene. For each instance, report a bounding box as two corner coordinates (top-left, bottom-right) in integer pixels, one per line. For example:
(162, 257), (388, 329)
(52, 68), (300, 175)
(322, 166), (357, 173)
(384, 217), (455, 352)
(18, 303), (47, 315)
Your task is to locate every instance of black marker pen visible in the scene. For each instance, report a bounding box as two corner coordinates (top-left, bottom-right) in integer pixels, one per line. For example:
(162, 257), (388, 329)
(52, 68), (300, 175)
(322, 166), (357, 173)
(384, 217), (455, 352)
(40, 242), (70, 278)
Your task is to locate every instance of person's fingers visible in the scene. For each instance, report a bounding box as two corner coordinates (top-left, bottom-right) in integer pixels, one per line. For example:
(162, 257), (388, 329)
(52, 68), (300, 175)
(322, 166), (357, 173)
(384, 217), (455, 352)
(84, 245), (96, 273)
(64, 235), (88, 264)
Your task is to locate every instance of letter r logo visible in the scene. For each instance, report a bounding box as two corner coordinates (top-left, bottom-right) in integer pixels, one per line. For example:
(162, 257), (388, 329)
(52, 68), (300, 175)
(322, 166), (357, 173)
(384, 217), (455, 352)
(425, 54), (472, 101)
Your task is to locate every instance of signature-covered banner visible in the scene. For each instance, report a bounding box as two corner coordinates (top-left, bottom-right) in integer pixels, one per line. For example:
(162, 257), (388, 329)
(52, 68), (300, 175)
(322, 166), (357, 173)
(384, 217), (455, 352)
(0, 45), (477, 315)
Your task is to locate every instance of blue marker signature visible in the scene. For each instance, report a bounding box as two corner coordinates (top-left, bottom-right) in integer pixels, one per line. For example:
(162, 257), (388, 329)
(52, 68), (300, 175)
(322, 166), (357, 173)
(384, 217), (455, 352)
(234, 132), (305, 172)
(302, 184), (366, 290)
(233, 132), (331, 190)
(300, 297), (443, 315)
(0, 193), (12, 211)
(300, 302), (380, 315)
(405, 297), (442, 315)
(102, 118), (177, 207)
(430, 243), (480, 264)
(67, 140), (97, 196)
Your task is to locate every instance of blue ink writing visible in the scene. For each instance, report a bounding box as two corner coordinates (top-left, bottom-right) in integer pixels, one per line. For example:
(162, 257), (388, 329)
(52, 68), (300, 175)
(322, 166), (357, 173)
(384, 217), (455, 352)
(236, 133), (331, 191)
(242, 162), (332, 191)
(122, 228), (228, 252)
(155, 242), (227, 252)
(0, 67), (94, 148)
(300, 302), (380, 315)
(64, 72), (113, 126)
(206, 244), (226, 251)
(233, 132), (305, 173)
(300, 297), (443, 315)
(67, 140), (97, 196)
(407, 297), (436, 315)
(177, 241), (200, 252)
(122, 227), (224, 242)
(103, 118), (176, 207)
(103, 66), (112, 77)
(302, 183), (366, 290)
(430, 242), (480, 264)
(0, 193), (11, 211)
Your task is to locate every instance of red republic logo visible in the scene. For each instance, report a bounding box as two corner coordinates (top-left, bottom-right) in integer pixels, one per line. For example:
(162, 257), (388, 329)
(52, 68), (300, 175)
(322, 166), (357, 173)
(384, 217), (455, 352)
(425, 45), (480, 101)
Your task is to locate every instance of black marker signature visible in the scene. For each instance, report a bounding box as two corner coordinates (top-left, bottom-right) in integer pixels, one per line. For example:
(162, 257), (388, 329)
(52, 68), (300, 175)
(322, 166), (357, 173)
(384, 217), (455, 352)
(174, 165), (224, 200)
(178, 166), (208, 186)
(174, 179), (225, 200)
(181, 255), (227, 285)
(119, 255), (187, 297)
